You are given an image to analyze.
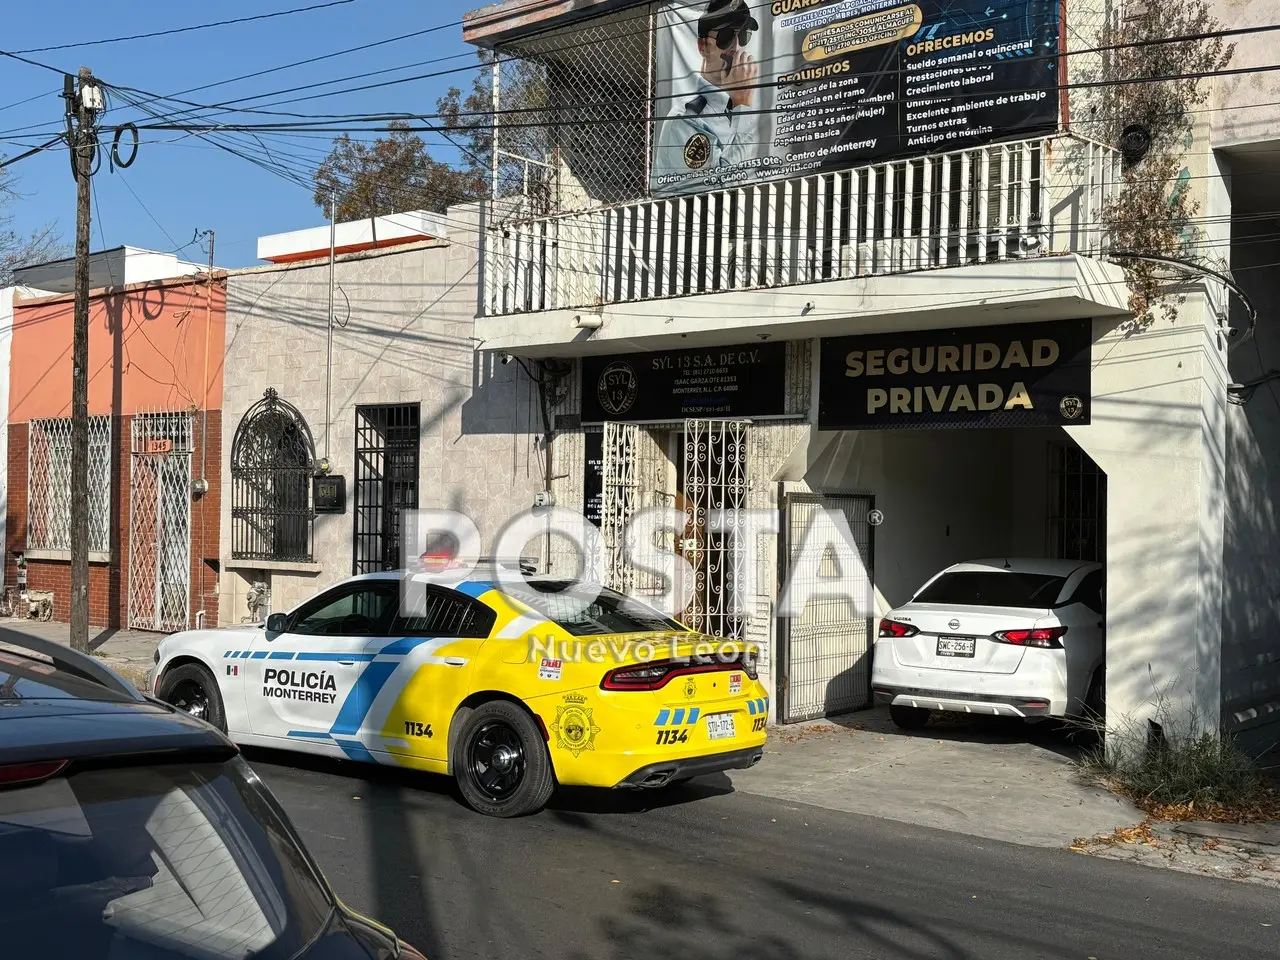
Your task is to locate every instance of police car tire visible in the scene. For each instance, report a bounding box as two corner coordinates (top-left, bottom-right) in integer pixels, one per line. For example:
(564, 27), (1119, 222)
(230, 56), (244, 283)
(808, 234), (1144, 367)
(453, 700), (554, 818)
(159, 663), (227, 734)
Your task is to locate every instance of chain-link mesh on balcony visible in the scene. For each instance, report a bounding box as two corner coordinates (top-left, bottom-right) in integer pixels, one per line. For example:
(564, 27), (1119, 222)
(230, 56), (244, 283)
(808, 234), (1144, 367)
(492, 2), (653, 221)
(27, 415), (113, 554)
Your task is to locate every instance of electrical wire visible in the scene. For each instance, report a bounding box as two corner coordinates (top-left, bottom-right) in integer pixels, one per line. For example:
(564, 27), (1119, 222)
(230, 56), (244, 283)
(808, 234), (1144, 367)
(105, 13), (1277, 130)
(12, 0), (363, 54)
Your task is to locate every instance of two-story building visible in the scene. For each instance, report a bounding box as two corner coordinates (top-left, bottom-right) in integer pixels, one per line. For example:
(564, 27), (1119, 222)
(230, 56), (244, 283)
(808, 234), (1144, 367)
(458, 0), (1280, 759)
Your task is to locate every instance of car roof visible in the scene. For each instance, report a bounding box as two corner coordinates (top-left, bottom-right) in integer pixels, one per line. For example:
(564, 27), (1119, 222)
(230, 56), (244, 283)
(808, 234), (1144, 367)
(941, 558), (1102, 577)
(0, 631), (233, 765)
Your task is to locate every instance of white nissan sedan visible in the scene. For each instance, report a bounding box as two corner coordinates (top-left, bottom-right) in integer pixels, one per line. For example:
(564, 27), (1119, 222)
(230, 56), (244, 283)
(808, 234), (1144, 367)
(871, 559), (1105, 730)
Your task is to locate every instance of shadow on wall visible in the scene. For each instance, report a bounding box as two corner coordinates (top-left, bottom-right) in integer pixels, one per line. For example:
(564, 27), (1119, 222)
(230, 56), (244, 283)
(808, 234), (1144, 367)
(1222, 205), (1280, 766)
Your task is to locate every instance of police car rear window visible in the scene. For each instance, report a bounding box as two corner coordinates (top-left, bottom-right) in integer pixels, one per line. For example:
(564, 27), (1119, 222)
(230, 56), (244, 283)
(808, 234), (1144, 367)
(501, 582), (685, 637)
(913, 572), (1066, 608)
(0, 756), (331, 959)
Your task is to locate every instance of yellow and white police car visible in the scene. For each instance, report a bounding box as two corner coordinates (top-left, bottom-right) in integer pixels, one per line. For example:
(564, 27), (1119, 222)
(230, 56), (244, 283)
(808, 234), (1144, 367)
(151, 571), (768, 817)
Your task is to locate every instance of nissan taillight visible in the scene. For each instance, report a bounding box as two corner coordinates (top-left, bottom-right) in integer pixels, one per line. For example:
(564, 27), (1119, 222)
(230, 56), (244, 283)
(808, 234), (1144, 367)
(992, 626), (1067, 648)
(878, 618), (919, 639)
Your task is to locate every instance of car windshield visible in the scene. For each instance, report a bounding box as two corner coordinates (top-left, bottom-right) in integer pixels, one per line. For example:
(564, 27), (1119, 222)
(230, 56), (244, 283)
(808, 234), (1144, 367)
(0, 755), (332, 959)
(500, 580), (687, 637)
(913, 571), (1067, 608)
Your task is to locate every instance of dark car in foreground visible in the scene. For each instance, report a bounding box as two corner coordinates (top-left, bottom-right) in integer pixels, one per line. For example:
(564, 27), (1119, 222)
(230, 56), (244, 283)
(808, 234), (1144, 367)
(0, 630), (426, 960)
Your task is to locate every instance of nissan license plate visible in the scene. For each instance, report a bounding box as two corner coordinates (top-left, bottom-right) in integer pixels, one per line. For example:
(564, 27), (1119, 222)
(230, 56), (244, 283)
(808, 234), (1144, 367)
(706, 713), (736, 741)
(936, 636), (976, 658)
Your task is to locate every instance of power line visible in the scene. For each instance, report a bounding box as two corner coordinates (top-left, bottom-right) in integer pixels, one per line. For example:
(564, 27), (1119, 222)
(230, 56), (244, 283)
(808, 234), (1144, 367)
(12, 0), (362, 54)
(0, 48), (67, 75)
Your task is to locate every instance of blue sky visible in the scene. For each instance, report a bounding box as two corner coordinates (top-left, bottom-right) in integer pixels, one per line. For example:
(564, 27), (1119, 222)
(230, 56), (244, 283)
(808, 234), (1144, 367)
(1, 0), (483, 268)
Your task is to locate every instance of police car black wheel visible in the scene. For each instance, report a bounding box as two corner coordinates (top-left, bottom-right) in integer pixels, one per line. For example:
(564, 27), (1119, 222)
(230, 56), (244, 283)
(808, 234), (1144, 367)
(454, 701), (554, 818)
(888, 704), (930, 730)
(159, 663), (227, 733)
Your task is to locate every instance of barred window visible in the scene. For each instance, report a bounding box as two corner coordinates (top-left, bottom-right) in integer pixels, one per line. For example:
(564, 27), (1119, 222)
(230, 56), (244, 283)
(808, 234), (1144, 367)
(27, 416), (113, 554)
(231, 389), (316, 563)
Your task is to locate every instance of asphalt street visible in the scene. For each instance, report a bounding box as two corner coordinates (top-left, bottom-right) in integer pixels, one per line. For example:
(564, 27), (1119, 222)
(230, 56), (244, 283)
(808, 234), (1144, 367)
(248, 748), (1280, 960)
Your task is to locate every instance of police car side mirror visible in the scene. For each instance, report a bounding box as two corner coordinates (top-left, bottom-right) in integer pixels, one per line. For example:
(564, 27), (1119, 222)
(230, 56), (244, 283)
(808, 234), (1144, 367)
(266, 613), (289, 636)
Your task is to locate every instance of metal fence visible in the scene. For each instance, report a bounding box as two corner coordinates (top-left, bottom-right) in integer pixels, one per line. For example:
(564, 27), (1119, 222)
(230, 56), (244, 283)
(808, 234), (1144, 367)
(27, 416), (112, 554)
(492, 2), (654, 219)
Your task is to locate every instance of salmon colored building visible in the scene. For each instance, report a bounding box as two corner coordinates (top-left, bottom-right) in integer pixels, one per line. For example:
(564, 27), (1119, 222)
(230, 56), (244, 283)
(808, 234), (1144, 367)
(6, 270), (227, 630)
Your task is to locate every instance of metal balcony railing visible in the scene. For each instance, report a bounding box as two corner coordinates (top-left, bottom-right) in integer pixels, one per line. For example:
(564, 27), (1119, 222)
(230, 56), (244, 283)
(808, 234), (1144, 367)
(482, 135), (1121, 318)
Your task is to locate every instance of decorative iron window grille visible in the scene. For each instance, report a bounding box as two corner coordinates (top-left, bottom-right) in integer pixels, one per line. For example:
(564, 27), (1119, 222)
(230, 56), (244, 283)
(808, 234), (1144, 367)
(231, 389), (316, 562)
(1048, 443), (1107, 564)
(27, 416), (112, 554)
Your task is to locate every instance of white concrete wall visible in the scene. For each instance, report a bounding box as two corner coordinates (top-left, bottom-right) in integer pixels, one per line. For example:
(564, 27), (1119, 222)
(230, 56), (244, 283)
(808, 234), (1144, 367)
(800, 427), (1023, 615)
(1211, 0), (1280, 150)
(219, 204), (543, 622)
(1066, 300), (1228, 740)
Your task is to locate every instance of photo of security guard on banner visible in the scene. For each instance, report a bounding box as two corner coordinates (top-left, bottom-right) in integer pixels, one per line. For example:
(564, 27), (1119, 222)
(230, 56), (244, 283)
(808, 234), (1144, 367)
(650, 0), (764, 198)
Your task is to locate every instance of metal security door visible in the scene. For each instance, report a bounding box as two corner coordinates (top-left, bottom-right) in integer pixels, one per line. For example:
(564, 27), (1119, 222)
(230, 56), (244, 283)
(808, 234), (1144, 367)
(354, 405), (420, 574)
(128, 412), (193, 632)
(779, 493), (874, 723)
(681, 419), (750, 639)
(602, 422), (639, 593)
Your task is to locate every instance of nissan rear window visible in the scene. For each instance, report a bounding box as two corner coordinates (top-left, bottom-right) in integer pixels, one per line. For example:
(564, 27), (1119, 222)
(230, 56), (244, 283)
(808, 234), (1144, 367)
(0, 756), (331, 959)
(913, 572), (1066, 608)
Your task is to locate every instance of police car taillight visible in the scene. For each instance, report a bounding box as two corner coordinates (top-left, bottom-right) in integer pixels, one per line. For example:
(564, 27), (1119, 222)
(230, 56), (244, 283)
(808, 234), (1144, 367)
(601, 662), (672, 691)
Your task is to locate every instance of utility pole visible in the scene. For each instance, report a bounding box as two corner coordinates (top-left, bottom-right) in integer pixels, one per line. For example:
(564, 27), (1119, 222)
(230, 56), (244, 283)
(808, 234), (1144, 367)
(68, 66), (100, 653)
(197, 230), (215, 629)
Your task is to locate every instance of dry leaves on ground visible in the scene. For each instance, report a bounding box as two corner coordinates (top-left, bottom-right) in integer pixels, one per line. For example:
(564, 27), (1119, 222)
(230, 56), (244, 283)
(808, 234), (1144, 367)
(1070, 821), (1160, 853)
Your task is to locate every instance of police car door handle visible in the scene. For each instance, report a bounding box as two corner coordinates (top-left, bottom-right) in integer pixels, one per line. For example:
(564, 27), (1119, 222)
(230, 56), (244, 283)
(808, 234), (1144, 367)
(444, 657), (466, 667)
(337, 659), (357, 666)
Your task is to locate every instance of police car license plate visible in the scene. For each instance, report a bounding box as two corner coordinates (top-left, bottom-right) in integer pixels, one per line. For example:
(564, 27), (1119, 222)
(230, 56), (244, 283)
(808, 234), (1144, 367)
(936, 636), (976, 658)
(706, 713), (736, 740)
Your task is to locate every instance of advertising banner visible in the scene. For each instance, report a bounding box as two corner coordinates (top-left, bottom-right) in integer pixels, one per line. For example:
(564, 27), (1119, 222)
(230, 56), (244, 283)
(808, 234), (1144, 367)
(581, 341), (789, 423)
(818, 319), (1092, 429)
(651, 0), (1060, 198)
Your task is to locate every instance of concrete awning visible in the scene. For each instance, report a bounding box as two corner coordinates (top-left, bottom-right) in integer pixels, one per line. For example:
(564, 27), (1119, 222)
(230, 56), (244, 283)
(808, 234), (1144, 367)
(477, 254), (1132, 358)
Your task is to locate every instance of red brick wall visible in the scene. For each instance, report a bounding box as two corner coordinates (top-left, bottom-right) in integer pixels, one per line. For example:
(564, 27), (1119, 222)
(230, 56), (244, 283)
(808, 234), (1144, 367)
(7, 412), (223, 630)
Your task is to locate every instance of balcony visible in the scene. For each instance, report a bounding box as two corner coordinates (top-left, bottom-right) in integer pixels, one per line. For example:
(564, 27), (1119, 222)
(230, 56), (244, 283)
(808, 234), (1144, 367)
(480, 135), (1131, 354)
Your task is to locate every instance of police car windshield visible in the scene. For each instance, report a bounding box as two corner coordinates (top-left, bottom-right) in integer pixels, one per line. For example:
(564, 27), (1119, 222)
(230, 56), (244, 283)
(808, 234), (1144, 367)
(0, 755), (332, 958)
(501, 581), (687, 636)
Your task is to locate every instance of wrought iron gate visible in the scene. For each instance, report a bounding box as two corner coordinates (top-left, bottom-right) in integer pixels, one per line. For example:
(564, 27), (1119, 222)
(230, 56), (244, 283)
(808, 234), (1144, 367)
(353, 404), (420, 574)
(680, 419), (750, 640)
(128, 412), (194, 632)
(601, 422), (669, 593)
(778, 492), (874, 723)
(601, 422), (639, 593)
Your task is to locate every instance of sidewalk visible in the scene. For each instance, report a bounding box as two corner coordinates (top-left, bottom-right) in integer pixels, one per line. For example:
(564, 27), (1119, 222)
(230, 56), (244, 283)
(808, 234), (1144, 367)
(0, 618), (162, 690)
(731, 708), (1140, 849)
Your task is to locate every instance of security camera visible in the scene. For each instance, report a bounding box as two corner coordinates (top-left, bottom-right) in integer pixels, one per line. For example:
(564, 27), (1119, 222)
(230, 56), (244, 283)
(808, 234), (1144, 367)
(501, 353), (514, 365)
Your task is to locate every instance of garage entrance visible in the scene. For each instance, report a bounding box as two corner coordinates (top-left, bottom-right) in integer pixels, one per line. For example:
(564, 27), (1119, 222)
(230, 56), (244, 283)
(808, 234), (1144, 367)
(778, 492), (876, 723)
(787, 426), (1108, 722)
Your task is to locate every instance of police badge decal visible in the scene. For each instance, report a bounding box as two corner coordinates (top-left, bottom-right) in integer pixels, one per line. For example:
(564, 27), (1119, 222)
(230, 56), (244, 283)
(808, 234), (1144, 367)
(552, 693), (601, 758)
(683, 133), (711, 169)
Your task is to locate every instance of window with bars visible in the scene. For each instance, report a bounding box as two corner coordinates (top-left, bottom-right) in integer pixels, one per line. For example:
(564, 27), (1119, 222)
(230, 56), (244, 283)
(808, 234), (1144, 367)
(27, 416), (113, 554)
(230, 389), (316, 563)
(353, 405), (420, 575)
(1047, 443), (1107, 564)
